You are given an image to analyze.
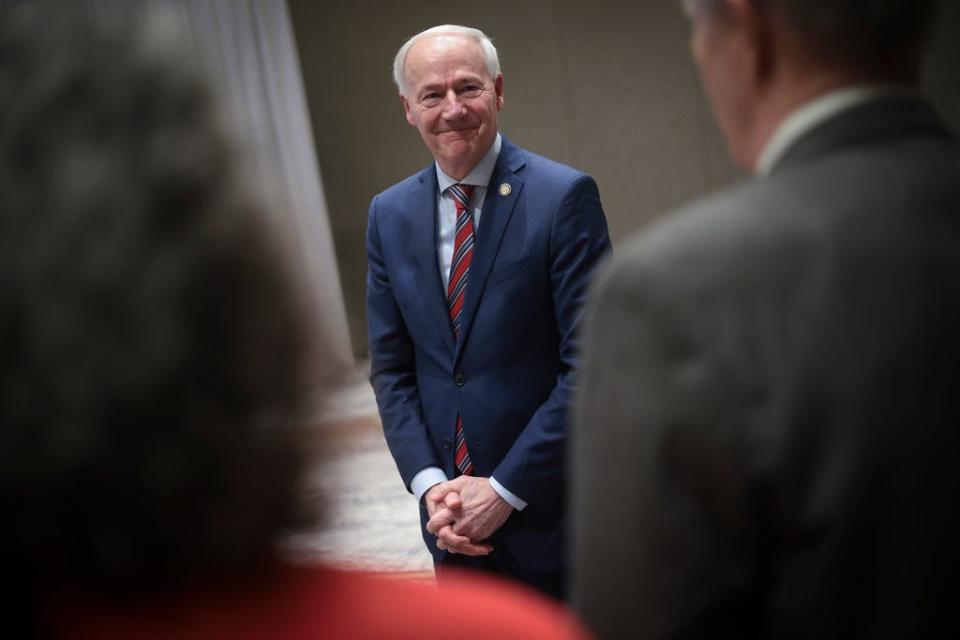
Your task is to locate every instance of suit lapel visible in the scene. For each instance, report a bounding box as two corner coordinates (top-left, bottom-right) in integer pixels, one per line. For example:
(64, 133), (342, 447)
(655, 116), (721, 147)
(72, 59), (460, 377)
(412, 164), (456, 356)
(455, 139), (526, 362)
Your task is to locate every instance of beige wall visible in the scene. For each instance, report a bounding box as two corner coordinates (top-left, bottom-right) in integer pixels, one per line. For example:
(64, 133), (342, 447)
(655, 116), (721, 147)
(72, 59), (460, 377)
(289, 1), (960, 358)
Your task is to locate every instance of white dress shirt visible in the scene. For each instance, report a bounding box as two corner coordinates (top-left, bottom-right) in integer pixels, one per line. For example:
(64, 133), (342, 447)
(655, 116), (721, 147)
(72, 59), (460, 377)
(409, 133), (528, 512)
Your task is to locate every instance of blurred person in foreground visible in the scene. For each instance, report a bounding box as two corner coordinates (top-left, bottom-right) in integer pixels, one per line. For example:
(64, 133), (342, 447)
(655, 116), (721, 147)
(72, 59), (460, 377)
(0, 8), (588, 639)
(573, 0), (960, 637)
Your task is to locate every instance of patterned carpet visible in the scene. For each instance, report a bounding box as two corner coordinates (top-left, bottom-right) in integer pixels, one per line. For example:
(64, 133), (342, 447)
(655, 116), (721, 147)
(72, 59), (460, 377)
(285, 379), (434, 577)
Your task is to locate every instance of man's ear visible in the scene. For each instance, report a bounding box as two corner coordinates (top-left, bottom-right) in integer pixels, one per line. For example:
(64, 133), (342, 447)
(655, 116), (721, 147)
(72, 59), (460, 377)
(494, 74), (504, 111)
(727, 0), (775, 84)
(400, 93), (416, 126)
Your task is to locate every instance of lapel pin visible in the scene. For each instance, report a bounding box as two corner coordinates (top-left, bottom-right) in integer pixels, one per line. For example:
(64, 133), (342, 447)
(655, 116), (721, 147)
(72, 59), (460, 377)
(499, 183), (512, 197)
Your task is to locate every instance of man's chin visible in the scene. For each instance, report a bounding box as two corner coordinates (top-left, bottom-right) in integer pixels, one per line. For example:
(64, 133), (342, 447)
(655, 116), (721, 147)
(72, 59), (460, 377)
(435, 138), (478, 160)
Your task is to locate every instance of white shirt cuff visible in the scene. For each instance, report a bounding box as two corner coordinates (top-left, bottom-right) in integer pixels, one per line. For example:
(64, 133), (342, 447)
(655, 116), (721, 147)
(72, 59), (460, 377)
(489, 476), (527, 511)
(411, 466), (449, 504)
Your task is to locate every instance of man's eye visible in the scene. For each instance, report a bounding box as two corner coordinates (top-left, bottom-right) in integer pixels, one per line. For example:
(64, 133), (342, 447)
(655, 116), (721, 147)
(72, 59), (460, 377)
(460, 86), (482, 98)
(420, 94), (441, 107)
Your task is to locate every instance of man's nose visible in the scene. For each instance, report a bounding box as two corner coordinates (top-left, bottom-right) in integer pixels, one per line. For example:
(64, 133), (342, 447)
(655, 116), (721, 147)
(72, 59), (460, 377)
(440, 90), (467, 118)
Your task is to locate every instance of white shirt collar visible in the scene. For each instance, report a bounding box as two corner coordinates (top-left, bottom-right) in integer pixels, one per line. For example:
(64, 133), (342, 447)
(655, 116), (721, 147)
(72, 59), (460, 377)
(436, 132), (502, 192)
(756, 85), (914, 175)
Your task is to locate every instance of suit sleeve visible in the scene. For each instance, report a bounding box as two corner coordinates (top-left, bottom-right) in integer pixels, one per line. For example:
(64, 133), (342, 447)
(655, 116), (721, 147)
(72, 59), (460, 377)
(366, 195), (441, 491)
(570, 245), (762, 639)
(491, 175), (612, 512)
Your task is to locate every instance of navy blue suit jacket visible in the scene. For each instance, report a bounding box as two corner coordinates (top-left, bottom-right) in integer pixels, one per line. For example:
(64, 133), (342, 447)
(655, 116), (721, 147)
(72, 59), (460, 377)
(366, 137), (610, 577)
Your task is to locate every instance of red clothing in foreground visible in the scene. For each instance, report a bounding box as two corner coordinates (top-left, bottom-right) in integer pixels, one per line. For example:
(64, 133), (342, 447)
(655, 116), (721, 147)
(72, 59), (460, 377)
(54, 564), (591, 639)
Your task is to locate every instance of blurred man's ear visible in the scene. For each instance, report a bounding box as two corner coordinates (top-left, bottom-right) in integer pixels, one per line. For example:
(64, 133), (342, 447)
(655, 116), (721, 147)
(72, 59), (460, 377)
(716, 0), (776, 87)
(731, 0), (776, 83)
(688, 0), (776, 170)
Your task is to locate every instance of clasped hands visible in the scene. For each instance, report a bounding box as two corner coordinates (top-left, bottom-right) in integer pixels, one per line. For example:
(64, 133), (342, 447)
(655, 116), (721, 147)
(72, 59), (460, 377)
(424, 475), (514, 556)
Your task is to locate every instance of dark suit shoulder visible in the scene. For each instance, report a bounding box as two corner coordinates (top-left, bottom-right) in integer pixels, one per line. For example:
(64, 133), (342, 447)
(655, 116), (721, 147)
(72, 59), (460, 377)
(609, 178), (816, 289)
(516, 145), (590, 186)
(603, 129), (960, 312)
(617, 103), (960, 281)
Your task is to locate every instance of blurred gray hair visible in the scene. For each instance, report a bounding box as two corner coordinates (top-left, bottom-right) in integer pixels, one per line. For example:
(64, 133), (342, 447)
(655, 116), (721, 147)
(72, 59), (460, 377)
(0, 3), (316, 608)
(392, 24), (500, 96)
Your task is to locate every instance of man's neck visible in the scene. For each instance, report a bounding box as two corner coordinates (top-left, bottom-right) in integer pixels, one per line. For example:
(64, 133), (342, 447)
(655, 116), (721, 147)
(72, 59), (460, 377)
(436, 133), (501, 185)
(437, 140), (496, 181)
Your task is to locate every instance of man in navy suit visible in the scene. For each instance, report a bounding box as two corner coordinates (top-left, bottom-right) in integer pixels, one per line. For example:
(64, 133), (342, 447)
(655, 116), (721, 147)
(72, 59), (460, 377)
(366, 24), (610, 598)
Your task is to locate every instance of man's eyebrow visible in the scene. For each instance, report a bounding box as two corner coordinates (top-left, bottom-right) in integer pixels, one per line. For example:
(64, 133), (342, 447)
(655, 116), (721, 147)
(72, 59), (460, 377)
(417, 81), (445, 95)
(418, 73), (484, 91)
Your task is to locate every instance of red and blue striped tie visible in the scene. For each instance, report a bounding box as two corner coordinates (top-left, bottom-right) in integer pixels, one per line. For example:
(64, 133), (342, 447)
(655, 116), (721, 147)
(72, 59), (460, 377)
(447, 183), (475, 476)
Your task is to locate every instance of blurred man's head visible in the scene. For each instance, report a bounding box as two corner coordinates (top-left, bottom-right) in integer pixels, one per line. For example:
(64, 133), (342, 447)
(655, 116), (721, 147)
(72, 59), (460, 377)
(394, 25), (504, 180)
(680, 0), (940, 169)
(0, 6), (315, 603)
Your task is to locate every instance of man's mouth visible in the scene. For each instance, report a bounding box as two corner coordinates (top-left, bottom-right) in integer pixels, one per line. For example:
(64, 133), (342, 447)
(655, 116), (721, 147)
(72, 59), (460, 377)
(434, 125), (478, 134)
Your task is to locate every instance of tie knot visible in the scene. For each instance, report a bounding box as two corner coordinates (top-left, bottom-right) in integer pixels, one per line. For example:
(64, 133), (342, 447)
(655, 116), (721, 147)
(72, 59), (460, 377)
(448, 183), (475, 212)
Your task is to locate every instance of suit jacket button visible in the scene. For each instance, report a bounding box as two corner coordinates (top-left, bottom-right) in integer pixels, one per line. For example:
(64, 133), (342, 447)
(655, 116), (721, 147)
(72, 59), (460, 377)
(443, 437), (452, 451)
(454, 373), (465, 386)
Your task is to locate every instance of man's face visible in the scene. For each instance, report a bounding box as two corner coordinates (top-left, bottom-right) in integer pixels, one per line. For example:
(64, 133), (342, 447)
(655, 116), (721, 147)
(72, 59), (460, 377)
(400, 34), (504, 179)
(685, 0), (756, 169)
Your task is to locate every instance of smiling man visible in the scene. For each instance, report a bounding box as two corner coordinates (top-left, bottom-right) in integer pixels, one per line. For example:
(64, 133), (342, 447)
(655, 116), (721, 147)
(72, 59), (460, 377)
(366, 25), (611, 599)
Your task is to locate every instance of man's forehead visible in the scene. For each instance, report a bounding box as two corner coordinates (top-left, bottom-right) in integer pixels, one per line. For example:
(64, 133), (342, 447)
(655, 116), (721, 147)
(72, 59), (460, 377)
(405, 34), (486, 78)
(409, 32), (480, 56)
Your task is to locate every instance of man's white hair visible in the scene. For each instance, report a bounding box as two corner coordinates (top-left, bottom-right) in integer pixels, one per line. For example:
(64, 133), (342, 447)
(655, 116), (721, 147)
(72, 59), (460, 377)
(392, 24), (500, 97)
